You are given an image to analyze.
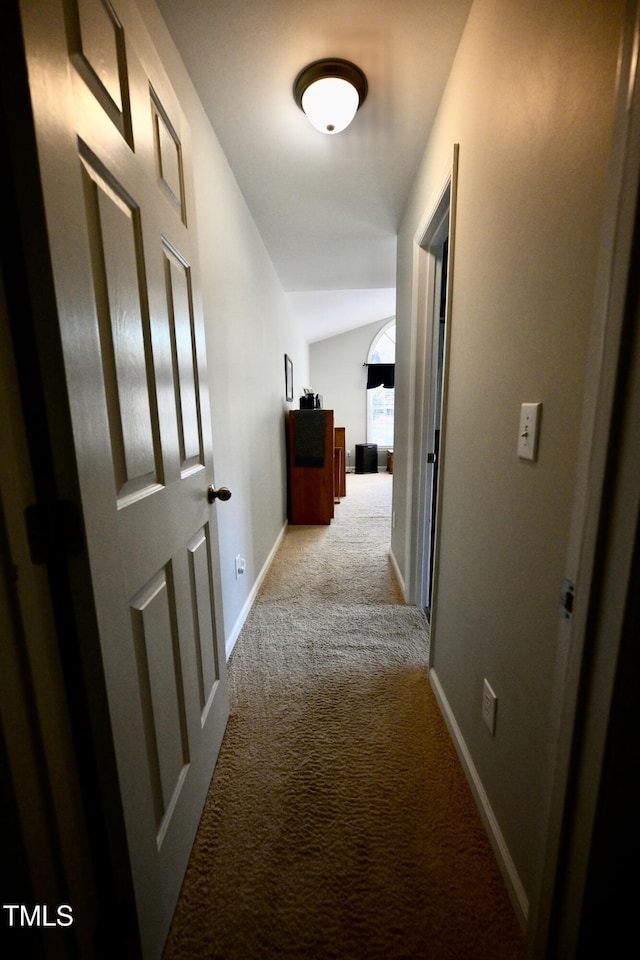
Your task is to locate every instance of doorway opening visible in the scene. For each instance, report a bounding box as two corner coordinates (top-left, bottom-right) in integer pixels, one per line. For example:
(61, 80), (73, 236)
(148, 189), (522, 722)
(409, 147), (458, 628)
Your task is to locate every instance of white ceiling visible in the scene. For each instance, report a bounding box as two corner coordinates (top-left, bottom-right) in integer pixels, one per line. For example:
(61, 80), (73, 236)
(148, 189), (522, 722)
(155, 0), (472, 341)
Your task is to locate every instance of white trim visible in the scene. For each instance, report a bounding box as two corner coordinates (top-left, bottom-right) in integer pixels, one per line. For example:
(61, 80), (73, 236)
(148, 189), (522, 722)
(388, 546), (406, 600)
(429, 668), (529, 930)
(225, 520), (287, 660)
(366, 317), (396, 361)
(407, 144), (459, 615)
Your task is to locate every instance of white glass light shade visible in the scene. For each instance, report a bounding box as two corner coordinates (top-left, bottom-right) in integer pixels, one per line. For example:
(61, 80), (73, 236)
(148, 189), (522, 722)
(301, 76), (360, 134)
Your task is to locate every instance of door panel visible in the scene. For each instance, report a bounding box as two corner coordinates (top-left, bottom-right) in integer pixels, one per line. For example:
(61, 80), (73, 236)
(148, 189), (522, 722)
(163, 243), (203, 473)
(152, 89), (185, 219)
(76, 0), (124, 110)
(19, 1), (229, 956)
(187, 524), (221, 718)
(80, 150), (162, 501)
(68, 0), (133, 144)
(130, 565), (190, 840)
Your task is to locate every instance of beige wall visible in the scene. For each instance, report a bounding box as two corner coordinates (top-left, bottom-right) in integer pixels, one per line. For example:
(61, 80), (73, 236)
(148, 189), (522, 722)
(391, 0), (624, 914)
(310, 317), (394, 466)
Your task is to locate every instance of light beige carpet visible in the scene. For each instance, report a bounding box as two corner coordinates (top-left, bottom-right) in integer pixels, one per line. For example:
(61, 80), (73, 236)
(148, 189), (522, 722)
(163, 473), (525, 959)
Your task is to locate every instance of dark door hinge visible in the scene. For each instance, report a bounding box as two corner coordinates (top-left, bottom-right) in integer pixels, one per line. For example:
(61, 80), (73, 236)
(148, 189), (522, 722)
(24, 500), (84, 565)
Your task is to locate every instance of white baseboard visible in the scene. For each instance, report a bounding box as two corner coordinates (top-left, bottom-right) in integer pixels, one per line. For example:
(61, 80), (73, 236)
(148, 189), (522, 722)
(428, 668), (529, 931)
(225, 521), (287, 660)
(388, 546), (406, 600)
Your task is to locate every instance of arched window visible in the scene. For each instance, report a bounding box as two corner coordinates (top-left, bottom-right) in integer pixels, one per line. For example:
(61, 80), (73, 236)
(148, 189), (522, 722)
(367, 320), (395, 447)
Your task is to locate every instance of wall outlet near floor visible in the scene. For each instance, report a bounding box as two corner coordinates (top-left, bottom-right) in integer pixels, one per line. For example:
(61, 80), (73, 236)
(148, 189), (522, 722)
(482, 678), (497, 735)
(235, 555), (246, 578)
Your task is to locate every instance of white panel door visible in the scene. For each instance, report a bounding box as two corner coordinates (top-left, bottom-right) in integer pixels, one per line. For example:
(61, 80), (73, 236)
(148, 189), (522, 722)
(18, 1), (229, 956)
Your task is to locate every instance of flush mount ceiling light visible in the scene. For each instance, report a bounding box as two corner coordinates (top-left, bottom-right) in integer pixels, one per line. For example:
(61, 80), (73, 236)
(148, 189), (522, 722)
(293, 58), (368, 135)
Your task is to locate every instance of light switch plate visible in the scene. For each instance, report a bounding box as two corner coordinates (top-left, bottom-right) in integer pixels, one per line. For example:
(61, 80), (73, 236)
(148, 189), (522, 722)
(518, 402), (542, 461)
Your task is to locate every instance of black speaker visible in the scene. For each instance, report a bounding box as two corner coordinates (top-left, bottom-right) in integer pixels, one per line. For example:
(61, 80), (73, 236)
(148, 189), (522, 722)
(355, 443), (378, 473)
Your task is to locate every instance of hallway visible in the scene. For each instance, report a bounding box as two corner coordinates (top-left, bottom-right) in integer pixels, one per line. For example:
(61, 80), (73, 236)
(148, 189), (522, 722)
(1, 2), (636, 957)
(163, 473), (524, 959)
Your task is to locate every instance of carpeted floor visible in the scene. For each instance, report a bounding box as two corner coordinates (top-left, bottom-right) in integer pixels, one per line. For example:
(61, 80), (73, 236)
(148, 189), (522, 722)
(163, 473), (525, 959)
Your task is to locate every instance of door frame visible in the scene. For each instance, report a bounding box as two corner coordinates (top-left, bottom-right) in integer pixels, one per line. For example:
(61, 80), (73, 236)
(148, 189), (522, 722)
(408, 145), (459, 637)
(526, 1), (640, 954)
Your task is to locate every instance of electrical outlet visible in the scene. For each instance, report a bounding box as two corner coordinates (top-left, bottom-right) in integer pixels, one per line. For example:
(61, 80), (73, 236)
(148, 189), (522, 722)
(235, 555), (246, 578)
(482, 679), (497, 735)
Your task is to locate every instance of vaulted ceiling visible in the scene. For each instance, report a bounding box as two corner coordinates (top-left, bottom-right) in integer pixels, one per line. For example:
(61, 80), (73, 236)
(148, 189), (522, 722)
(156, 0), (472, 341)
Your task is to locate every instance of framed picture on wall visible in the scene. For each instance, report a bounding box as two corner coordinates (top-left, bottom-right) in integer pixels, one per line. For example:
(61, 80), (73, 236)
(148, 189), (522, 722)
(285, 354), (294, 401)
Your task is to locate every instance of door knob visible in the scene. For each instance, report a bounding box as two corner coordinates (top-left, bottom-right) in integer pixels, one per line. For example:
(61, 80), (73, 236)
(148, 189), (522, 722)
(207, 485), (232, 503)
